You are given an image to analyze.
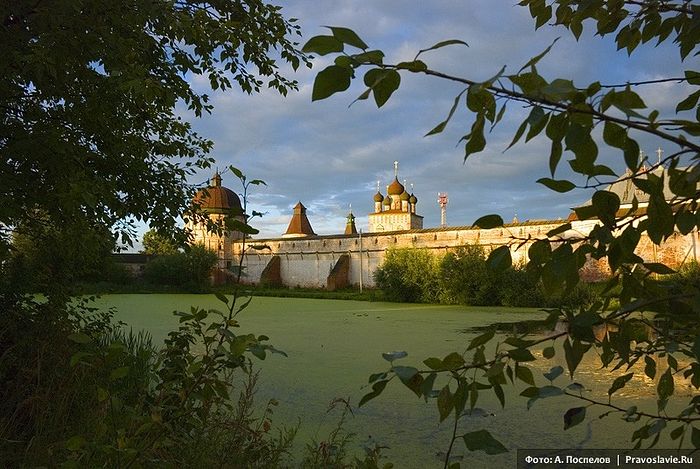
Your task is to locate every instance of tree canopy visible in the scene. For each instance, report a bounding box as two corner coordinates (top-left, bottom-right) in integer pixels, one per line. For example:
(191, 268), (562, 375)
(0, 0), (308, 255)
(306, 0), (700, 462)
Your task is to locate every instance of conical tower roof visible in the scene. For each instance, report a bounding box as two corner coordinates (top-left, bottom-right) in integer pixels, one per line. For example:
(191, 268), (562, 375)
(283, 201), (316, 237)
(344, 211), (357, 235)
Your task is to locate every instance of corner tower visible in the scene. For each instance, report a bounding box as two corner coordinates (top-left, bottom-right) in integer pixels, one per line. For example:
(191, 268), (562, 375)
(368, 161), (423, 232)
(187, 172), (246, 269)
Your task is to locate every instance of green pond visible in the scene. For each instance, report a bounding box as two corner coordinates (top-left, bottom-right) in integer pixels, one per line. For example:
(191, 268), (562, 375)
(96, 295), (693, 468)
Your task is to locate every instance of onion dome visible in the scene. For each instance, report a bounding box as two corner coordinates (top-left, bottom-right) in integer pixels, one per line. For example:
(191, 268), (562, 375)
(409, 193), (417, 204)
(387, 177), (405, 195)
(373, 191), (384, 202)
(383, 195), (392, 206)
(399, 190), (410, 201)
(193, 172), (242, 215)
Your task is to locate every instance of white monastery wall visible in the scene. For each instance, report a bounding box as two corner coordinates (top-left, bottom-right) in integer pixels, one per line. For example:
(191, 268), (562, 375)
(233, 220), (573, 288)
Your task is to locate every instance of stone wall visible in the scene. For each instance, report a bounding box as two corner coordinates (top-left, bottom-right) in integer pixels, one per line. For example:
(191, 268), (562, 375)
(230, 219), (700, 289)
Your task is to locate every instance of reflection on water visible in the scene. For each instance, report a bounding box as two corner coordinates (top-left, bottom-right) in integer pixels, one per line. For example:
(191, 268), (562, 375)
(101, 295), (695, 469)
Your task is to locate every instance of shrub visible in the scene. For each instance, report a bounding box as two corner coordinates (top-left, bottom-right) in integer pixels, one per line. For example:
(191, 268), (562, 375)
(438, 245), (499, 305)
(143, 244), (217, 291)
(374, 247), (441, 303)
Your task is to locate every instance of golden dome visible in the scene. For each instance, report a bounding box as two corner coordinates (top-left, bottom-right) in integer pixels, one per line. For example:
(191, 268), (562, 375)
(387, 177), (405, 195)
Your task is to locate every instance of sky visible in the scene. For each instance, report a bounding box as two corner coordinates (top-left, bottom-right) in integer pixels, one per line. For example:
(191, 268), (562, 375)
(175, 0), (691, 241)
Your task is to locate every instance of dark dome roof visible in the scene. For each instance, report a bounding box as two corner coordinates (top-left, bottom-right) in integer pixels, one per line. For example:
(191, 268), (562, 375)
(387, 177), (405, 195)
(383, 195), (392, 205)
(400, 190), (410, 200)
(193, 173), (242, 214)
(373, 191), (384, 202)
(409, 193), (417, 204)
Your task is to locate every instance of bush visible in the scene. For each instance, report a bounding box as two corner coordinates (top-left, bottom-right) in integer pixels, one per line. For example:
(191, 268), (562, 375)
(143, 244), (217, 291)
(374, 247), (441, 303)
(376, 245), (598, 308)
(439, 245), (498, 305)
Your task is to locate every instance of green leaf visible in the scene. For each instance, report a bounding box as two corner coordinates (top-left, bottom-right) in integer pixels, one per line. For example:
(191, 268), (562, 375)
(365, 69), (401, 108)
(352, 50), (385, 64)
(685, 70), (700, 86)
(644, 356), (657, 380)
(591, 190), (620, 226)
(676, 90), (700, 113)
(546, 223), (571, 237)
(468, 329), (495, 350)
(97, 387), (108, 403)
(425, 90), (465, 136)
(564, 339), (590, 378)
(464, 114), (487, 160)
(68, 332), (91, 344)
(437, 385), (454, 422)
(110, 366), (129, 381)
(693, 427), (700, 449)
(302, 35), (343, 55)
(543, 346), (555, 359)
(544, 365), (564, 382)
(473, 214), (503, 229)
(537, 178), (576, 193)
(312, 65), (352, 101)
(442, 352), (466, 370)
(396, 60), (428, 72)
(359, 380), (388, 407)
(516, 364), (535, 385)
(69, 351), (91, 367)
(487, 245), (512, 273)
(506, 119), (528, 151)
(393, 365), (418, 383)
(423, 357), (443, 370)
(416, 39), (469, 59)
(518, 38), (560, 73)
(608, 373), (633, 396)
(215, 292), (229, 304)
(382, 351), (408, 362)
(325, 26), (368, 49)
(657, 368), (674, 400)
(509, 348), (536, 362)
(462, 429), (507, 454)
(65, 435), (86, 451)
(563, 407), (586, 430)
(603, 121), (627, 150)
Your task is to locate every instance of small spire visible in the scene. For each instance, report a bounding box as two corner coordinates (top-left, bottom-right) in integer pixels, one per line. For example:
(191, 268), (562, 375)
(394, 160), (399, 177)
(212, 171), (222, 187)
(656, 146), (664, 165)
(376, 180), (380, 192)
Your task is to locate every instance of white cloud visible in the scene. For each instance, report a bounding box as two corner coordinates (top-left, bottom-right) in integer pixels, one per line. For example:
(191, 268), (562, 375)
(145, 1), (689, 244)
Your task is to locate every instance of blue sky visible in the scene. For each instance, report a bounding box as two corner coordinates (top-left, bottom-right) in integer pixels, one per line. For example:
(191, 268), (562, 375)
(177, 1), (691, 240)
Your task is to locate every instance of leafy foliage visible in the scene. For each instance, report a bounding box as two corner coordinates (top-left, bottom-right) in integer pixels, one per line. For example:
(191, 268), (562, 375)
(143, 244), (218, 292)
(5, 216), (118, 297)
(0, 0), (308, 252)
(141, 229), (180, 255)
(375, 246), (594, 308)
(308, 1), (700, 465)
(374, 247), (441, 303)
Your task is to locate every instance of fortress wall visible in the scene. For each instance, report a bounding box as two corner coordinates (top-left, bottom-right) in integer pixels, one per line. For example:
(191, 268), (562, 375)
(231, 221), (699, 288)
(234, 220), (566, 288)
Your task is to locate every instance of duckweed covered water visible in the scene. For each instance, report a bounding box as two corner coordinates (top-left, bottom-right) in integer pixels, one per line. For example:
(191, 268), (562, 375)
(97, 295), (691, 468)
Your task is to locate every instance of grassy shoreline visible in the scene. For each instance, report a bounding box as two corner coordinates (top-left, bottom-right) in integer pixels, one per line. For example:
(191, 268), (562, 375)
(76, 281), (385, 301)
